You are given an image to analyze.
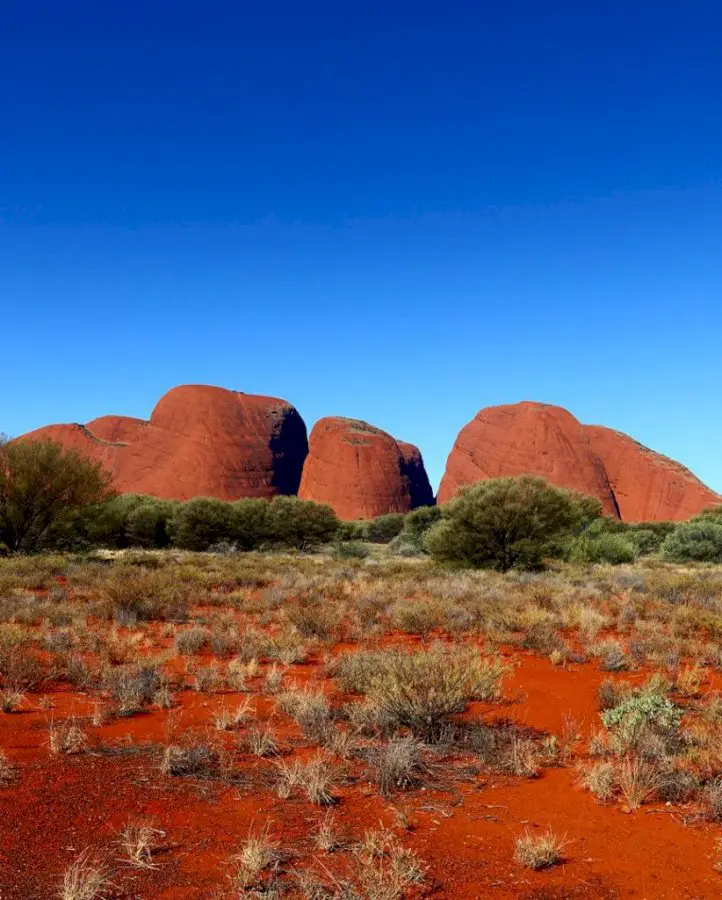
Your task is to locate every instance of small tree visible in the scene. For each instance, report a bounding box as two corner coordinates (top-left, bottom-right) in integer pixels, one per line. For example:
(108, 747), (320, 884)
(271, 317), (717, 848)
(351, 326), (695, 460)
(663, 521), (722, 563)
(0, 439), (114, 552)
(425, 475), (602, 571)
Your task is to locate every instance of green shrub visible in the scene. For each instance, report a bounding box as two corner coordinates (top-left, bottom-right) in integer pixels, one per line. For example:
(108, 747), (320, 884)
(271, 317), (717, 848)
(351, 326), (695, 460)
(364, 514), (405, 544)
(333, 539), (369, 559)
(85, 494), (152, 547)
(337, 521), (367, 541)
(229, 498), (270, 550)
(663, 521), (722, 563)
(403, 505), (441, 539)
(625, 528), (666, 557)
(601, 693), (682, 755)
(425, 476), (602, 571)
(265, 496), (339, 549)
(569, 532), (636, 565)
(168, 498), (234, 551)
(125, 500), (176, 548)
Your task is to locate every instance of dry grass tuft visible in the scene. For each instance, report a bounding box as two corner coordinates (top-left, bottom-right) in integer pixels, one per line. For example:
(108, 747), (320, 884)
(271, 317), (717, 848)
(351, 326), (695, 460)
(117, 819), (164, 869)
(514, 827), (566, 870)
(59, 849), (110, 900)
(49, 719), (88, 755)
(229, 822), (280, 891)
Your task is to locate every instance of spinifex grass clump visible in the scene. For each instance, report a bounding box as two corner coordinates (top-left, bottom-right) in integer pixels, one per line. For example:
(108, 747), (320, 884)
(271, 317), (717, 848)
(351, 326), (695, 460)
(338, 643), (507, 742)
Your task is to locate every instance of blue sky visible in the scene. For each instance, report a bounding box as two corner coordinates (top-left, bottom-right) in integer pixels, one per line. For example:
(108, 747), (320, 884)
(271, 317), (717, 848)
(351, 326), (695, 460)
(2, 1), (721, 492)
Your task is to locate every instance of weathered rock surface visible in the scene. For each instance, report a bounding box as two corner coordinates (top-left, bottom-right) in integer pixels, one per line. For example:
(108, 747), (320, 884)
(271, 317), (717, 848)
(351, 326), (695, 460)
(20, 385), (308, 501)
(586, 425), (720, 522)
(438, 400), (719, 521)
(298, 417), (433, 519)
(437, 402), (619, 515)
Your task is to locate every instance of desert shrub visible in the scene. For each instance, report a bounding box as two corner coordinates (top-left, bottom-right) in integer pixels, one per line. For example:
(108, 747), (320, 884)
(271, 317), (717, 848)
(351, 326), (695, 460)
(663, 521), (722, 564)
(102, 567), (187, 624)
(601, 693), (682, 755)
(626, 528), (667, 557)
(333, 539), (369, 559)
(365, 737), (425, 796)
(425, 476), (601, 571)
(657, 767), (699, 803)
(265, 496), (339, 549)
(0, 438), (114, 552)
(160, 739), (221, 777)
(615, 756), (663, 810)
(125, 500), (176, 548)
(229, 498), (270, 550)
(388, 532), (427, 557)
(102, 663), (163, 715)
(363, 645), (507, 741)
(337, 520), (367, 541)
(85, 494), (150, 548)
(403, 505), (442, 539)
(702, 777), (722, 821)
(364, 514), (405, 544)
(568, 533), (636, 565)
(168, 498), (234, 551)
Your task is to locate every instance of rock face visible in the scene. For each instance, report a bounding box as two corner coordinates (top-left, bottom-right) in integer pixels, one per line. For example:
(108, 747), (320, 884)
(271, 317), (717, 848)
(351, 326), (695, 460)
(298, 417), (433, 519)
(438, 402), (620, 516)
(19, 385), (308, 502)
(438, 401), (719, 522)
(586, 426), (720, 522)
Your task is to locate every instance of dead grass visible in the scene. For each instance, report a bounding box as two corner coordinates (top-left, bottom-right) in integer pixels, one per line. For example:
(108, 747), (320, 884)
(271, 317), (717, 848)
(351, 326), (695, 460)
(514, 827), (567, 870)
(117, 819), (163, 868)
(59, 849), (110, 900)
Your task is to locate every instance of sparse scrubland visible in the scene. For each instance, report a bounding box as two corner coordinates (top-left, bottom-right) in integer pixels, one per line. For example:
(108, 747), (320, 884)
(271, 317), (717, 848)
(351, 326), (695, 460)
(2, 442), (722, 896)
(2, 546), (722, 898)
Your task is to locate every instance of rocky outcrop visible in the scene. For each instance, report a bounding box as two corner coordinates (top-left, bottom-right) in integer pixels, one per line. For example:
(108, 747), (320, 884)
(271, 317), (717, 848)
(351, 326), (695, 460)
(438, 400), (719, 522)
(437, 402), (620, 516)
(586, 425), (720, 522)
(20, 384), (308, 502)
(298, 417), (433, 519)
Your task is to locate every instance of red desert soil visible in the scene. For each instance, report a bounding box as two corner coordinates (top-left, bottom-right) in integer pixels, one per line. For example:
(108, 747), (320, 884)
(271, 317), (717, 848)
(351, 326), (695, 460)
(438, 401), (720, 521)
(299, 417), (433, 519)
(19, 384), (309, 502)
(1, 639), (720, 899)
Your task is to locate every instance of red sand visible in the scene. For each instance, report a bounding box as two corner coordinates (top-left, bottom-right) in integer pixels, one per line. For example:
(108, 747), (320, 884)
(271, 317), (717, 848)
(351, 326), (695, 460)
(1, 640), (720, 898)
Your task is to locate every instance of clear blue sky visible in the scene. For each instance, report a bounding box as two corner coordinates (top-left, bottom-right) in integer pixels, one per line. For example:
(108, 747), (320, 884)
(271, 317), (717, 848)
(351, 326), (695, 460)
(2, 1), (721, 492)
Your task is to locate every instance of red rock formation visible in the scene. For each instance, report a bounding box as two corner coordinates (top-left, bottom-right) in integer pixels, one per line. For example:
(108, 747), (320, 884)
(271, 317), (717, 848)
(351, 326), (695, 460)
(19, 385), (308, 502)
(437, 402), (620, 516)
(438, 400), (720, 522)
(299, 417), (433, 519)
(586, 426), (720, 522)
